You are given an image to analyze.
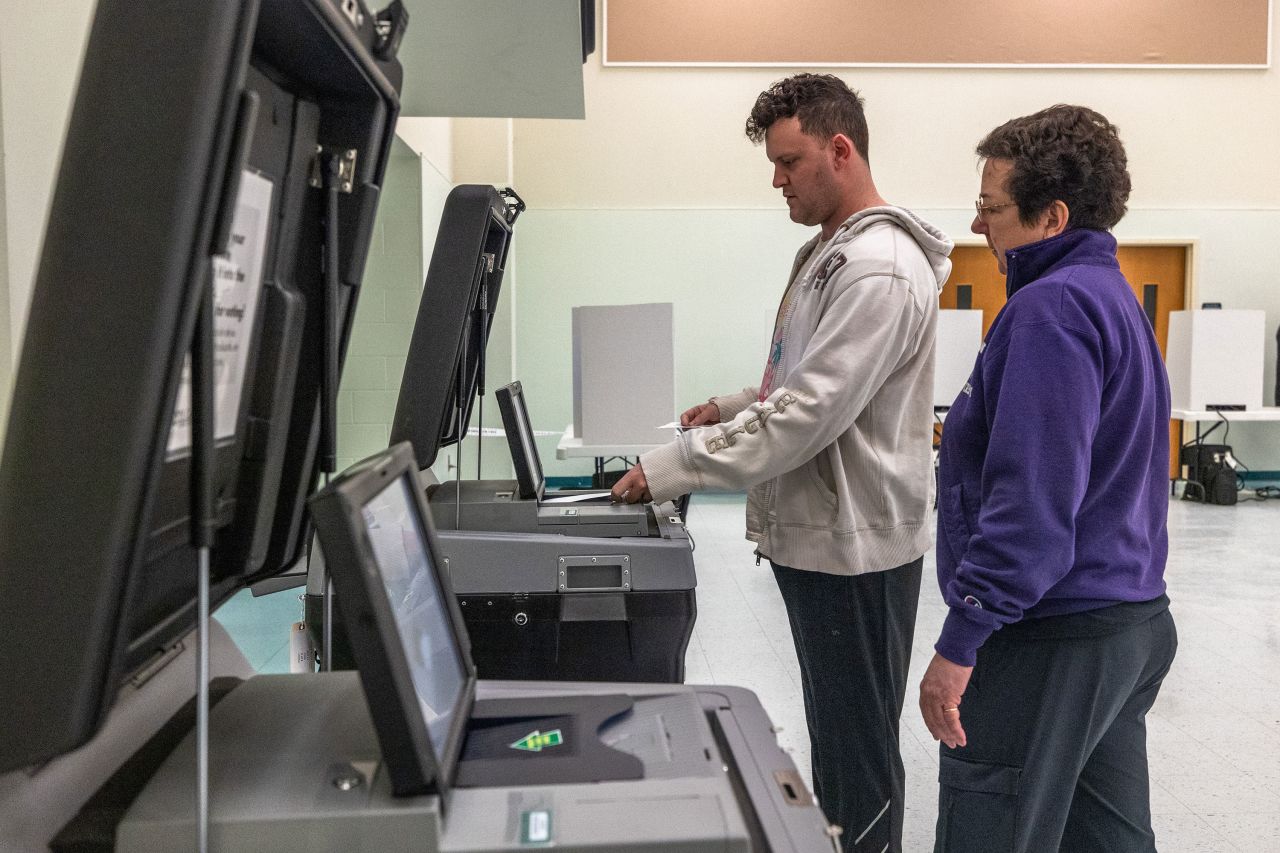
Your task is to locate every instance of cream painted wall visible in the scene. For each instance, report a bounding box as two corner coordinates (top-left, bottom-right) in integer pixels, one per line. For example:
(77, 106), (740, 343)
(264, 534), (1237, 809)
(453, 117), (513, 185)
(0, 66), (11, 446)
(0, 0), (95, 357)
(513, 31), (1280, 211)
(505, 5), (1280, 477)
(0, 0), (96, 447)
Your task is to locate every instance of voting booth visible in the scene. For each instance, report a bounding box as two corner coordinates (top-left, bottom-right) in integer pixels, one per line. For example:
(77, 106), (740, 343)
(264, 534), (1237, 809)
(0, 0), (405, 845)
(0, 3), (830, 850)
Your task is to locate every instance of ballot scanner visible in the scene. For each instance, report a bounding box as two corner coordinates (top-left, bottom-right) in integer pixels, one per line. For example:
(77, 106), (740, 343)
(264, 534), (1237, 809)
(308, 184), (698, 684)
(119, 445), (834, 851)
(0, 1), (832, 850)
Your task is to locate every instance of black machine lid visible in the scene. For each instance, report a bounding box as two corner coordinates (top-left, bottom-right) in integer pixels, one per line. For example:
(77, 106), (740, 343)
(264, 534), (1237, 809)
(390, 185), (524, 470)
(495, 381), (546, 501)
(0, 0), (403, 772)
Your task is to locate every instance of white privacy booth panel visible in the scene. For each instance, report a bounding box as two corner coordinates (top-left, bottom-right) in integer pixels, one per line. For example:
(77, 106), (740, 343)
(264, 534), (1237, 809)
(934, 310), (984, 409)
(572, 303), (676, 446)
(1167, 309), (1267, 411)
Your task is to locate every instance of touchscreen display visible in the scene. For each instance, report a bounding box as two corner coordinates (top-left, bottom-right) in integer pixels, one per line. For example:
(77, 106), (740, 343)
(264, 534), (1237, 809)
(513, 393), (544, 491)
(362, 476), (466, 756)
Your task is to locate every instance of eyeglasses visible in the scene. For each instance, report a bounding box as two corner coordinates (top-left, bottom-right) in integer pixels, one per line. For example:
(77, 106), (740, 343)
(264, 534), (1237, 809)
(974, 199), (1016, 222)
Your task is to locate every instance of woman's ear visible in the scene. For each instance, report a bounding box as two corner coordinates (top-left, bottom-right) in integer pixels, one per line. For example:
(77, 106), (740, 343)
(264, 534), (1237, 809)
(1042, 199), (1070, 238)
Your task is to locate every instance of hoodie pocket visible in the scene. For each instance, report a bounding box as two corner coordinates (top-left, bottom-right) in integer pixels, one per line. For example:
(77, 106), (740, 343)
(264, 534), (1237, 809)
(938, 482), (974, 566)
(774, 456), (838, 527)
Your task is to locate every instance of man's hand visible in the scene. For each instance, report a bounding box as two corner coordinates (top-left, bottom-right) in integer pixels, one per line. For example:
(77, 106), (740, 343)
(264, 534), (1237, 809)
(610, 464), (651, 504)
(680, 402), (720, 428)
(919, 652), (973, 749)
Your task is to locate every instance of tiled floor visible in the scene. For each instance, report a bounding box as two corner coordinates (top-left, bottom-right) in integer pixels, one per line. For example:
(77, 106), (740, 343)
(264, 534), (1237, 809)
(217, 491), (1280, 851)
(214, 583), (306, 674)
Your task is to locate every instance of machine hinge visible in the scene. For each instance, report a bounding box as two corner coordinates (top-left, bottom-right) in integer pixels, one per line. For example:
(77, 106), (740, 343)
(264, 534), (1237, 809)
(129, 639), (186, 689)
(309, 146), (357, 193)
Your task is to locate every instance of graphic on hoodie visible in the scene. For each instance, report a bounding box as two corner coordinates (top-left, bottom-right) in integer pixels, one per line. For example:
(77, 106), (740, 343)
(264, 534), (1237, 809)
(759, 240), (835, 401)
(758, 287), (795, 402)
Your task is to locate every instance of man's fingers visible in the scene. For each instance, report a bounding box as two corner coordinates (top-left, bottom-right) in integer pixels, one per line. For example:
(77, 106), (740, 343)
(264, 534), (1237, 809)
(680, 403), (719, 427)
(626, 473), (649, 504)
(610, 466), (649, 504)
(610, 471), (636, 502)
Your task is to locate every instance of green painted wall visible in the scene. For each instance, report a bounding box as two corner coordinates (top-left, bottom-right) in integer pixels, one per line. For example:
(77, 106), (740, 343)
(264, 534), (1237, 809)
(513, 206), (1280, 478)
(336, 137), (425, 472)
(338, 137), (514, 481)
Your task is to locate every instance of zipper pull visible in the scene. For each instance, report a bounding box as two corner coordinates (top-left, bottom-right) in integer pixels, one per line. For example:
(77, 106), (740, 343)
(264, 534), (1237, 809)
(754, 549), (762, 566)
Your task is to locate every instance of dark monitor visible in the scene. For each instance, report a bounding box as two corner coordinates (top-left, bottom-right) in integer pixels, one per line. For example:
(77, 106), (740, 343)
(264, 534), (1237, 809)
(0, 0), (402, 772)
(495, 381), (545, 501)
(390, 185), (523, 470)
(309, 442), (476, 798)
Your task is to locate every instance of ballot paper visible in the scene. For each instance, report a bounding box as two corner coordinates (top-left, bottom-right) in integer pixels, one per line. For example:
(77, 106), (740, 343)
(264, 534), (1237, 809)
(542, 491), (615, 504)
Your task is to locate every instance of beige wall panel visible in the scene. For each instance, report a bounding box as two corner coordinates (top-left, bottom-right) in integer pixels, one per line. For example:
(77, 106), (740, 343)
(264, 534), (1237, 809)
(605, 0), (1270, 66)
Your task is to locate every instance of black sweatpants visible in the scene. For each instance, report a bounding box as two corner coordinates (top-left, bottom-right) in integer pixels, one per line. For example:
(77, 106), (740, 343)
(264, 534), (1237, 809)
(934, 601), (1177, 853)
(772, 557), (922, 853)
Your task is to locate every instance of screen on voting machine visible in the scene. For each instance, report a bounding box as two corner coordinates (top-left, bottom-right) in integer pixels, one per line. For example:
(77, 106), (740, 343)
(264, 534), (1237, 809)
(362, 476), (467, 757)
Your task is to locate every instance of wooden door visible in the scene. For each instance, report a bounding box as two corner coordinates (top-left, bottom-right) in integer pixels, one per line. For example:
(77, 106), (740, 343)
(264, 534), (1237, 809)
(943, 244), (1188, 477)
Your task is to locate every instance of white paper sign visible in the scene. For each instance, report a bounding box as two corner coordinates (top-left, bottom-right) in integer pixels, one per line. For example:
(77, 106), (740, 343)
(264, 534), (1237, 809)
(168, 170), (274, 456)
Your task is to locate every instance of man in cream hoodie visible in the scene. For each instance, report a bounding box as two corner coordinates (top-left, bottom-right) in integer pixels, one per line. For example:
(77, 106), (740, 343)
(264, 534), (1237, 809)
(611, 74), (952, 853)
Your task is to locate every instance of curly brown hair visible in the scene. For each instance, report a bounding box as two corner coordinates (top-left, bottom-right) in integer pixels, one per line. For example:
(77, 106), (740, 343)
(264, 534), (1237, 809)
(977, 105), (1131, 230)
(745, 73), (870, 162)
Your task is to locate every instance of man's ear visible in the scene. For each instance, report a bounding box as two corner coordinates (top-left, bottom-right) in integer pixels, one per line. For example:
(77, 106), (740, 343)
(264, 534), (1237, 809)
(829, 133), (855, 168)
(1043, 200), (1070, 237)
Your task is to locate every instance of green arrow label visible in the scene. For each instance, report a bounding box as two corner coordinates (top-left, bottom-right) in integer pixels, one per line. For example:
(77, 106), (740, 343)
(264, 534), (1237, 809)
(510, 728), (564, 752)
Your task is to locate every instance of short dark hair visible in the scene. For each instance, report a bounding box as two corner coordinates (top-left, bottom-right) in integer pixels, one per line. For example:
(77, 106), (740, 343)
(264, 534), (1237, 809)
(745, 73), (870, 162)
(977, 105), (1131, 230)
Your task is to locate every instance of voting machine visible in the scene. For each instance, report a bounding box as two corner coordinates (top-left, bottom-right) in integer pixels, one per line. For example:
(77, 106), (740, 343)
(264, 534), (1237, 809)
(0, 1), (831, 850)
(313, 185), (699, 684)
(119, 443), (833, 851)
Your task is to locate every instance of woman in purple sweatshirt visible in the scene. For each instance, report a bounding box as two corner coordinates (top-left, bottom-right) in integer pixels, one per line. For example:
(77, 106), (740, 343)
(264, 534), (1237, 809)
(920, 106), (1176, 853)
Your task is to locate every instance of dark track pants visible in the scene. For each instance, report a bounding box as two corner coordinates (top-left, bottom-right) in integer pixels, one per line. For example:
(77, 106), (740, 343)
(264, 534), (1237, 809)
(934, 605), (1177, 853)
(772, 557), (922, 853)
